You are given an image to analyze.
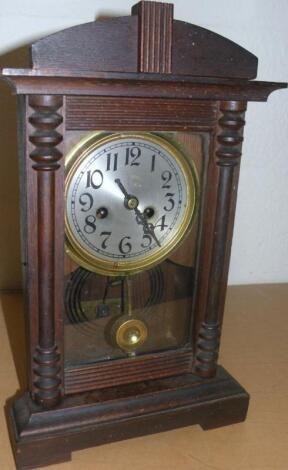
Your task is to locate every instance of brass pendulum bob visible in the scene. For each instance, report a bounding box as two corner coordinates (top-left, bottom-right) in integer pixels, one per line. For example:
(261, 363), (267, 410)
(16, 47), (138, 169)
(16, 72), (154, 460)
(110, 276), (148, 355)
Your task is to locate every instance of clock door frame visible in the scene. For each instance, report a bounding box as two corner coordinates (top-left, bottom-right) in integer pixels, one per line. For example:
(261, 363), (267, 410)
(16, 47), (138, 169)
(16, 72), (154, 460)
(20, 94), (247, 399)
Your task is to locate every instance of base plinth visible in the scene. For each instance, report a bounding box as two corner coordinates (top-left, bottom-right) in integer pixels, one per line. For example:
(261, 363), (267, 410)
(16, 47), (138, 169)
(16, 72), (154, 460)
(7, 366), (249, 470)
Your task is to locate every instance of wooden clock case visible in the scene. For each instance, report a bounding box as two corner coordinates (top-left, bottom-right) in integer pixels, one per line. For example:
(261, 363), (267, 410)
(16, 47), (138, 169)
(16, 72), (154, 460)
(0, 2), (286, 469)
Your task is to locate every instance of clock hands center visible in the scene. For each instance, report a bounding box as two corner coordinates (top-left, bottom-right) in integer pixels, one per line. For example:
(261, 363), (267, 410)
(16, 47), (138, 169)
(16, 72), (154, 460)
(114, 178), (139, 210)
(114, 178), (161, 247)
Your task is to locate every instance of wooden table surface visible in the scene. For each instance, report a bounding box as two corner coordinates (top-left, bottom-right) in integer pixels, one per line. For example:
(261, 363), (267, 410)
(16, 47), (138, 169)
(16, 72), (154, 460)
(1, 284), (288, 470)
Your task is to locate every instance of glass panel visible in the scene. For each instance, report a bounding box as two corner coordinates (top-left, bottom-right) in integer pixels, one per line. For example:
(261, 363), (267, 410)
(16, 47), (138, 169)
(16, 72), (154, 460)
(63, 131), (208, 367)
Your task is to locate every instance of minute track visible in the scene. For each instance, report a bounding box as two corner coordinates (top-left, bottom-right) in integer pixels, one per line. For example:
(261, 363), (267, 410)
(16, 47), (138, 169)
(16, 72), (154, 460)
(65, 132), (196, 275)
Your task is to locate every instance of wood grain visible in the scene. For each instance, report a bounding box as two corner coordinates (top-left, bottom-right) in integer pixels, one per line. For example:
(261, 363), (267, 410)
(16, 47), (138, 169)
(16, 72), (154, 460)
(28, 95), (64, 407)
(172, 20), (258, 78)
(132, 1), (173, 73)
(65, 350), (192, 394)
(66, 96), (218, 130)
(2, 286), (288, 470)
(193, 100), (247, 378)
(31, 17), (138, 73)
(8, 366), (249, 469)
(27, 2), (256, 78)
(0, 2), (286, 468)
(2, 73), (285, 100)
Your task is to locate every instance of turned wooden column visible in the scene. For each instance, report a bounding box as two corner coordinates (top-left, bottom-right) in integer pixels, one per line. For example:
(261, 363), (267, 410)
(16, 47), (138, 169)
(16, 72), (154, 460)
(194, 100), (247, 377)
(28, 95), (63, 407)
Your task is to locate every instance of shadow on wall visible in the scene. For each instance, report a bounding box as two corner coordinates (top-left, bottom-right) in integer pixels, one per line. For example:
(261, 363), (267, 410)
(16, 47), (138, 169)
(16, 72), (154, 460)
(0, 16), (119, 291)
(0, 46), (31, 290)
(0, 13), (127, 291)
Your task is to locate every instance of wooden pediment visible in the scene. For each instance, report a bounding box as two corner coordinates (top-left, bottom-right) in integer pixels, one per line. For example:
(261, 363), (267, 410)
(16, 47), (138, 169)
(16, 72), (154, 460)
(30, 1), (257, 79)
(1, 1), (286, 100)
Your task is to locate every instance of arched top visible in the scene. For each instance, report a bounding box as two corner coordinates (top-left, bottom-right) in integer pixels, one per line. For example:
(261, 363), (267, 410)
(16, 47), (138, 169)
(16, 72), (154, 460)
(172, 20), (257, 79)
(30, 1), (258, 79)
(31, 16), (139, 74)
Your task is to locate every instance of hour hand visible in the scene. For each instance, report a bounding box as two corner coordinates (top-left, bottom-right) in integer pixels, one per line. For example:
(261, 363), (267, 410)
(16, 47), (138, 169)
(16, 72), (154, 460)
(115, 178), (139, 210)
(115, 178), (129, 198)
(115, 178), (161, 247)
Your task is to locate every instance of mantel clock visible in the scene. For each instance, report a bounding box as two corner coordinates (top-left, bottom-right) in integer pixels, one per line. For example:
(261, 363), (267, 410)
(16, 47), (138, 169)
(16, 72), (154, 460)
(0, 2), (286, 469)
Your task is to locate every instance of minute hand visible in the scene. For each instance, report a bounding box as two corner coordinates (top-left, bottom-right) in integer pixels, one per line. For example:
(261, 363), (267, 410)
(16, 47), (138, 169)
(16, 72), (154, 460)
(134, 207), (161, 248)
(114, 178), (161, 247)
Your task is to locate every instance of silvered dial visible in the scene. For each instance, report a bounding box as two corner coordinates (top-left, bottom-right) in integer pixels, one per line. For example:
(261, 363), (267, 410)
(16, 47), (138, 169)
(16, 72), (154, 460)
(65, 133), (196, 275)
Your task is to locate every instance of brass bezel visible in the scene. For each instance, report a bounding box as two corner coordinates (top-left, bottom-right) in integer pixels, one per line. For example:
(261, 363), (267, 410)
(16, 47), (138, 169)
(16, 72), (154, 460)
(65, 132), (198, 276)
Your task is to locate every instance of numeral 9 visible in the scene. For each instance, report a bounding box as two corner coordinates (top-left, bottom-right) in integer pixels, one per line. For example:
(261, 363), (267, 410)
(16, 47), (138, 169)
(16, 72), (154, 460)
(79, 193), (93, 212)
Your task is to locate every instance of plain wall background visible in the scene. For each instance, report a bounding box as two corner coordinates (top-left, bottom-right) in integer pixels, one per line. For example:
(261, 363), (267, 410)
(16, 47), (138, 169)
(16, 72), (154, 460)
(0, 0), (287, 289)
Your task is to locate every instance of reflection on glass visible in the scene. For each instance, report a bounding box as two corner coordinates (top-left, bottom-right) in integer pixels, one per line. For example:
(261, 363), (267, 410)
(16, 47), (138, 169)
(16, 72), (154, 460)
(63, 131), (207, 368)
(64, 258), (194, 366)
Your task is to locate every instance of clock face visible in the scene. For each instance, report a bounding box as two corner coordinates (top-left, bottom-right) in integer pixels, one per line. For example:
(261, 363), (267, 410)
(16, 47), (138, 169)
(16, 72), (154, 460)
(65, 132), (197, 275)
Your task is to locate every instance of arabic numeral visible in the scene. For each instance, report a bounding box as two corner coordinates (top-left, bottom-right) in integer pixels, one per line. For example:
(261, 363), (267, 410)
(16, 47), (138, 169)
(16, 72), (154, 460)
(86, 170), (103, 189)
(79, 192), (93, 212)
(141, 234), (152, 248)
(151, 154), (156, 172)
(100, 231), (112, 249)
(125, 146), (141, 166)
(119, 236), (132, 254)
(84, 215), (96, 234)
(163, 193), (175, 212)
(161, 170), (172, 189)
(106, 152), (118, 171)
(154, 215), (168, 231)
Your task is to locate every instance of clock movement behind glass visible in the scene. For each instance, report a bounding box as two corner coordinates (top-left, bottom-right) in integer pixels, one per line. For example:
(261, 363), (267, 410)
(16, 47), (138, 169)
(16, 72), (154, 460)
(0, 1), (286, 469)
(64, 131), (198, 360)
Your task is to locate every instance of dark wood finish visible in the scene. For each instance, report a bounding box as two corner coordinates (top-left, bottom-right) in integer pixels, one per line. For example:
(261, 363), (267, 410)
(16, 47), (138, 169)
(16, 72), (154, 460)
(193, 100), (247, 377)
(7, 366), (249, 470)
(1, 72), (286, 100)
(31, 17), (139, 73)
(27, 0), (256, 78)
(27, 95), (64, 407)
(66, 96), (218, 130)
(172, 20), (258, 79)
(0, 1), (286, 468)
(65, 349), (192, 394)
(132, 1), (173, 73)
